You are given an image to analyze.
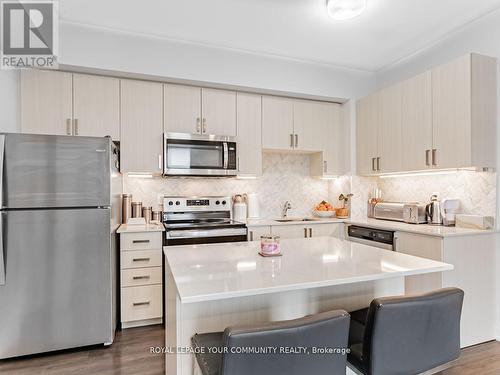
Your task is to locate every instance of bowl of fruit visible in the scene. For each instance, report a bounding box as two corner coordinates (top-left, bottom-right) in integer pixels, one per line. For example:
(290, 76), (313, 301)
(314, 201), (336, 218)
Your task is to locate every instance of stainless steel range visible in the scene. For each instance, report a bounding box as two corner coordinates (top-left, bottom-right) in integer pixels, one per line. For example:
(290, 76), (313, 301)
(163, 196), (247, 246)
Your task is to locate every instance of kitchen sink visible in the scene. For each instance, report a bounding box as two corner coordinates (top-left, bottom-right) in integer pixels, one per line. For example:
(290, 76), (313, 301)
(274, 217), (321, 223)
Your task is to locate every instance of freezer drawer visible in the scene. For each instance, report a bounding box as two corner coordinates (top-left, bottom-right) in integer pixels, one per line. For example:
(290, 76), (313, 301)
(0, 133), (111, 209)
(0, 208), (113, 359)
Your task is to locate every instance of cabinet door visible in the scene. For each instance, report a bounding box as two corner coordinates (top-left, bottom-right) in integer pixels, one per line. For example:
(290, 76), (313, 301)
(20, 70), (72, 136)
(120, 80), (163, 174)
(432, 55), (471, 169)
(73, 74), (120, 140)
(309, 224), (341, 238)
(377, 84), (402, 173)
(397, 232), (443, 295)
(356, 95), (378, 175)
(262, 96), (294, 150)
(401, 72), (432, 171)
(164, 84), (202, 135)
(236, 93), (262, 176)
(323, 103), (344, 175)
(201, 88), (237, 137)
(293, 99), (324, 152)
(271, 225), (308, 239)
(247, 226), (271, 241)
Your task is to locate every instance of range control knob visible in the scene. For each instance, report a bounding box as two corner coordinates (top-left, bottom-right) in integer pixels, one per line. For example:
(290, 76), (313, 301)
(168, 201), (173, 206)
(175, 201), (180, 206)
(215, 200), (220, 205)
(222, 200), (227, 205)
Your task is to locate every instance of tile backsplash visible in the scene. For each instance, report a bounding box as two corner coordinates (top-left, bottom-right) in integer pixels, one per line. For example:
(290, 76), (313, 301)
(376, 171), (497, 217)
(123, 153), (339, 218)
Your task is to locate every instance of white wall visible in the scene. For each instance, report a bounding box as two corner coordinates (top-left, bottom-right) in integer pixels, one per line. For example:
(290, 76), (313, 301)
(59, 22), (375, 101)
(375, 8), (500, 341)
(0, 70), (20, 133)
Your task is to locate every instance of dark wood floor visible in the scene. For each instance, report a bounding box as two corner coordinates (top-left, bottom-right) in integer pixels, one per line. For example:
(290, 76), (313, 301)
(0, 325), (498, 374)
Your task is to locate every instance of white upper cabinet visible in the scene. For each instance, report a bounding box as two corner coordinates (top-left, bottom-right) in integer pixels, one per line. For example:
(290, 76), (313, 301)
(401, 71), (433, 171)
(120, 80), (164, 174)
(432, 53), (497, 169)
(73, 74), (120, 140)
(262, 96), (294, 150)
(21, 70), (73, 136)
(236, 93), (262, 177)
(164, 85), (236, 137)
(164, 84), (202, 135)
(21, 70), (120, 140)
(377, 84), (402, 173)
(356, 94), (379, 175)
(201, 88), (237, 137)
(357, 53), (497, 175)
(293, 99), (325, 152)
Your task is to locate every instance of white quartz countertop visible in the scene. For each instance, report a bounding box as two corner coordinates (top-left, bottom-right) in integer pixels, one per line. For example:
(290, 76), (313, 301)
(246, 218), (346, 227)
(346, 218), (498, 238)
(164, 237), (453, 304)
(117, 223), (165, 233)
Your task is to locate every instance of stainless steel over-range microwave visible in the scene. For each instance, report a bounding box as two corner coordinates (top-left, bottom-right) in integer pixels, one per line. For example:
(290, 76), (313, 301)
(163, 133), (237, 176)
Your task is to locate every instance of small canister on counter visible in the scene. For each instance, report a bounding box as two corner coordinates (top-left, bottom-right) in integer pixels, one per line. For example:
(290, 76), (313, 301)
(131, 202), (143, 218)
(122, 194), (132, 224)
(152, 210), (162, 222)
(260, 235), (281, 256)
(142, 206), (152, 223)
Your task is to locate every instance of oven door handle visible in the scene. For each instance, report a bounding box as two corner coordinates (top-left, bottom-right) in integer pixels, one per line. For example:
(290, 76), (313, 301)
(167, 228), (247, 239)
(223, 142), (229, 169)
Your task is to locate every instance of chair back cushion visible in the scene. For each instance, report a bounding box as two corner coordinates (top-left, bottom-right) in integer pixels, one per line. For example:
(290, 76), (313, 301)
(364, 287), (464, 375)
(221, 310), (350, 375)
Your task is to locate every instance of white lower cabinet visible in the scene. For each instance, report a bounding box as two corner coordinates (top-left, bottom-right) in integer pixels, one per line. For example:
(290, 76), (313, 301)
(119, 230), (163, 328)
(268, 223), (341, 239)
(397, 231), (497, 347)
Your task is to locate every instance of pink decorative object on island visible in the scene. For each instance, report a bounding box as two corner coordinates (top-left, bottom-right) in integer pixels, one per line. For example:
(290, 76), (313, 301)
(260, 235), (281, 256)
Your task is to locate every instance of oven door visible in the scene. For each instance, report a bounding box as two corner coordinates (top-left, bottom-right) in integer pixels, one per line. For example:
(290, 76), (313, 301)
(165, 227), (248, 246)
(163, 133), (237, 176)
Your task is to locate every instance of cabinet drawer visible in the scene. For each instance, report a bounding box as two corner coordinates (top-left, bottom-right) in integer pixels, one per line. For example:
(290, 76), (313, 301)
(120, 232), (162, 251)
(121, 267), (162, 287)
(121, 285), (162, 322)
(121, 249), (162, 269)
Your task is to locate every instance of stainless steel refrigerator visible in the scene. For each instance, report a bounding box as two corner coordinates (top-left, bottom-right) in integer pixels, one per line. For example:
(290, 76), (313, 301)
(0, 133), (121, 359)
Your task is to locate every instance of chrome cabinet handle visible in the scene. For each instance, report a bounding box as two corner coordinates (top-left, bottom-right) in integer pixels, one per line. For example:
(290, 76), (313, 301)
(295, 134), (298, 148)
(202, 118), (207, 134)
(132, 275), (151, 280)
(376, 157), (380, 171)
(66, 119), (72, 135)
(132, 239), (150, 244)
(290, 134), (294, 148)
(323, 161), (328, 173)
(133, 301), (150, 306)
(371, 157), (376, 171)
(73, 119), (79, 135)
(425, 150), (431, 166)
(158, 154), (162, 170)
(432, 149), (437, 166)
(0, 212), (5, 286)
(309, 228), (312, 237)
(132, 257), (150, 262)
(196, 117), (201, 133)
(249, 231), (254, 241)
(304, 228), (308, 238)
(237, 156), (240, 172)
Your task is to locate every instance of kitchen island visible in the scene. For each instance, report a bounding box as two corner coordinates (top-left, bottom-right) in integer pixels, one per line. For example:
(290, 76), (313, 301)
(164, 237), (453, 375)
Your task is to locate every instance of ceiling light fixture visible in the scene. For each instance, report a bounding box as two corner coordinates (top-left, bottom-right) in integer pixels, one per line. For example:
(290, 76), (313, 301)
(326, 0), (367, 20)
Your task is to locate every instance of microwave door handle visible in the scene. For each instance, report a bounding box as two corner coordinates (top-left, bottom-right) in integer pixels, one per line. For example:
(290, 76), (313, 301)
(223, 142), (229, 169)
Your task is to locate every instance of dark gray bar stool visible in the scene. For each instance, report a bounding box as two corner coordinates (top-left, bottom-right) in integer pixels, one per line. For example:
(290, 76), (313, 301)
(347, 288), (464, 375)
(192, 309), (350, 375)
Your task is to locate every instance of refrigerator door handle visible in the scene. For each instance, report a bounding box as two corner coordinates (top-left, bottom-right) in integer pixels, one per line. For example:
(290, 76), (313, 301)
(0, 212), (5, 286)
(0, 135), (4, 209)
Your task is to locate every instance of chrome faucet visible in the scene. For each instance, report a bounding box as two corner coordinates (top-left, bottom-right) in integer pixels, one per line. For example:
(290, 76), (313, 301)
(281, 201), (292, 218)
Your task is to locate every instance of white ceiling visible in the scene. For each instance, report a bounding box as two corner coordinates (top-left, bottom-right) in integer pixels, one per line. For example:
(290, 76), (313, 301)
(60, 0), (500, 72)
